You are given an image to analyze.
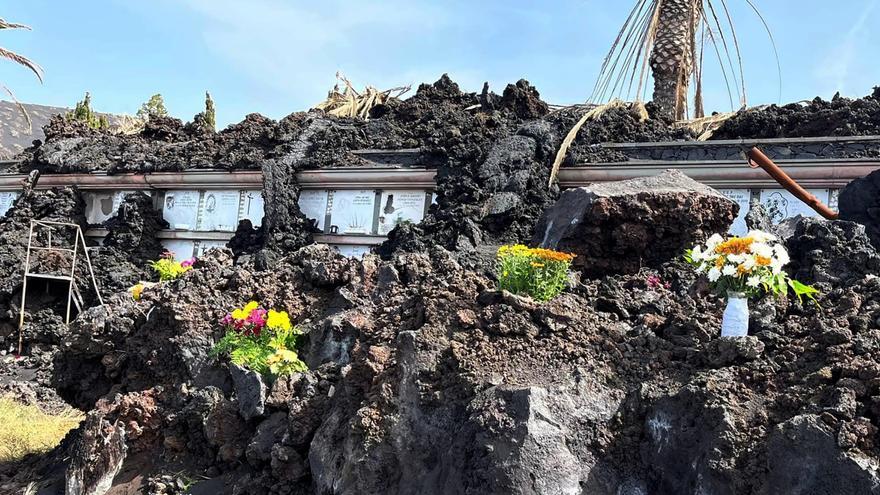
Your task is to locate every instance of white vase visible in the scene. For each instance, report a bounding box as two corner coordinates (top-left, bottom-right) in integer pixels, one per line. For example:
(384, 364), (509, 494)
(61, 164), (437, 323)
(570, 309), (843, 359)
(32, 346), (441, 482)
(721, 291), (749, 338)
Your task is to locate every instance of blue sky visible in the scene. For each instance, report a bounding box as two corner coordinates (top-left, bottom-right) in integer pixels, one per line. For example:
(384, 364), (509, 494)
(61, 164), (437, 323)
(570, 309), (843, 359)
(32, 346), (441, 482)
(2, 0), (879, 128)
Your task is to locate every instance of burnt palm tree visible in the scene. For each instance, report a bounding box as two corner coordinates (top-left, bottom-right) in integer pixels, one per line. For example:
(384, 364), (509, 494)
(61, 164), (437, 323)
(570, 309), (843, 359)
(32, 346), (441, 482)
(592, 0), (775, 120)
(1, 17), (43, 129)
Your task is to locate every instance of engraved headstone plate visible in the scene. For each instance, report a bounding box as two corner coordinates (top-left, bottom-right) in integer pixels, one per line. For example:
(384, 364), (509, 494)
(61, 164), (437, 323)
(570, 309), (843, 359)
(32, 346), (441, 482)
(759, 188), (830, 223)
(718, 189), (751, 236)
(200, 190), (241, 232)
(163, 190), (200, 230)
(377, 190), (426, 235)
(332, 244), (371, 258)
(329, 190), (375, 235)
(161, 239), (195, 259)
(241, 190), (264, 227)
(298, 190), (328, 231)
(0, 191), (19, 217)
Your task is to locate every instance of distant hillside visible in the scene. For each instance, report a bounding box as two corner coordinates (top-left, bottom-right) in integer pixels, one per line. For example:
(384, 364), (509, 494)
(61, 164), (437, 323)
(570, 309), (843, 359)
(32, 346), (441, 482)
(0, 100), (129, 160)
(0, 100), (69, 159)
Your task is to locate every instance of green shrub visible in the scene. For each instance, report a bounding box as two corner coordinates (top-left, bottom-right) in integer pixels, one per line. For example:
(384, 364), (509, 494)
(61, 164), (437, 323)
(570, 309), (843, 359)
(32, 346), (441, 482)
(66, 92), (109, 130)
(137, 93), (168, 120)
(149, 252), (194, 281)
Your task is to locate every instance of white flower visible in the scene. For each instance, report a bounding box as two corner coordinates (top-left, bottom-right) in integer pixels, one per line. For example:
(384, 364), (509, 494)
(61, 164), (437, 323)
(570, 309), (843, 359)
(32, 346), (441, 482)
(708, 267), (722, 282)
(722, 265), (737, 277)
(742, 256), (757, 271)
(770, 260), (784, 275)
(747, 230), (777, 243)
(727, 254), (745, 264)
(747, 276), (761, 287)
(691, 245), (704, 261)
(773, 244), (790, 266)
(751, 242), (774, 259)
(697, 263), (707, 272)
(706, 234), (724, 249)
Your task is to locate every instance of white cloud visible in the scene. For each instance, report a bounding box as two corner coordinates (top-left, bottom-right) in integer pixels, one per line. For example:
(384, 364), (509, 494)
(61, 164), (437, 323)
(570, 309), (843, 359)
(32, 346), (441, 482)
(815, 0), (878, 95)
(179, 0), (467, 108)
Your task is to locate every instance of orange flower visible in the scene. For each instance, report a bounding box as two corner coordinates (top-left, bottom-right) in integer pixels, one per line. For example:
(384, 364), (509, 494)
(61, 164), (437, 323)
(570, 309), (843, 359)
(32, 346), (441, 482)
(737, 265), (751, 276)
(715, 237), (754, 255)
(531, 248), (576, 263)
(715, 256), (726, 269)
(756, 255), (772, 266)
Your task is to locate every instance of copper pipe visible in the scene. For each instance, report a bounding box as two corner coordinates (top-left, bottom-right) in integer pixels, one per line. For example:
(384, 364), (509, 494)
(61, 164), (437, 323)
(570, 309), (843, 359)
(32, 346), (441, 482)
(746, 147), (839, 220)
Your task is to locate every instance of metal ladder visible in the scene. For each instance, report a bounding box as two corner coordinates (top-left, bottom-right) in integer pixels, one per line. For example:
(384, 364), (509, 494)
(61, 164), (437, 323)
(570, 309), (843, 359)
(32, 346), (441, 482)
(18, 220), (104, 354)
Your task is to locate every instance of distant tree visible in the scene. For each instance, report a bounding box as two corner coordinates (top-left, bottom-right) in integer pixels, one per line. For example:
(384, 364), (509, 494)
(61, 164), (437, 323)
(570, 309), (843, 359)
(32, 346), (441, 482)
(1, 18), (44, 130)
(205, 91), (216, 131)
(137, 93), (168, 120)
(67, 92), (109, 130)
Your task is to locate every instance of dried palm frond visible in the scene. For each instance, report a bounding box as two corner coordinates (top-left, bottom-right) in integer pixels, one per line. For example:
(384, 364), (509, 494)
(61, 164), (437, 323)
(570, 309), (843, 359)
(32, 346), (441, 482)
(591, 0), (778, 121)
(313, 73), (410, 120)
(675, 111), (736, 140)
(0, 18), (44, 132)
(547, 100), (648, 188)
(112, 114), (146, 135)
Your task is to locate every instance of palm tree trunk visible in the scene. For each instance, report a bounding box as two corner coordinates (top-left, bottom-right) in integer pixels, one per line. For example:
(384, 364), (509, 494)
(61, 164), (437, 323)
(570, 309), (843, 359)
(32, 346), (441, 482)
(650, 0), (700, 120)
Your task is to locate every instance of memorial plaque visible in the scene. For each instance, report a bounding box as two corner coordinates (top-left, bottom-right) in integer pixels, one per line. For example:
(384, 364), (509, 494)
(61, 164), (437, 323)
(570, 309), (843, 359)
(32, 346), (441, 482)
(328, 190), (375, 235)
(200, 190), (241, 232)
(84, 190), (142, 224)
(161, 239), (195, 259)
(163, 190), (200, 230)
(241, 190), (264, 226)
(332, 244), (371, 258)
(0, 191), (19, 216)
(377, 190), (426, 235)
(718, 189), (751, 236)
(759, 188), (830, 223)
(197, 240), (228, 256)
(298, 190), (328, 231)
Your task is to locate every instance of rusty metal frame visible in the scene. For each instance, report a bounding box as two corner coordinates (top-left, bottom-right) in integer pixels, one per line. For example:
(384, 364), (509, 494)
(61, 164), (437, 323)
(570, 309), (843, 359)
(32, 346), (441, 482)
(745, 147), (839, 220)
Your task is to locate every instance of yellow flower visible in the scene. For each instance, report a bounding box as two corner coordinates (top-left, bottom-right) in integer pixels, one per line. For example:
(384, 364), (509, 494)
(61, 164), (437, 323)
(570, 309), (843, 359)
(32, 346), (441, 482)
(266, 310), (292, 331)
(267, 348), (298, 365)
(530, 261), (545, 268)
(130, 283), (144, 301)
(232, 301), (261, 320)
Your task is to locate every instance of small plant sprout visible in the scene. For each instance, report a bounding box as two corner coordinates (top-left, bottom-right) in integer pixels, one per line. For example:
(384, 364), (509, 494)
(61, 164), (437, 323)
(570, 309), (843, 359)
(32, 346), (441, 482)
(496, 245), (576, 302)
(686, 231), (819, 303)
(212, 301), (307, 377)
(149, 251), (195, 281)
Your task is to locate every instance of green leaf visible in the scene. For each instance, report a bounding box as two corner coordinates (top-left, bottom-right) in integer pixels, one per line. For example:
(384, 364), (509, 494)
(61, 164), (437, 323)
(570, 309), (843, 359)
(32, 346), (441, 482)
(788, 279), (820, 305)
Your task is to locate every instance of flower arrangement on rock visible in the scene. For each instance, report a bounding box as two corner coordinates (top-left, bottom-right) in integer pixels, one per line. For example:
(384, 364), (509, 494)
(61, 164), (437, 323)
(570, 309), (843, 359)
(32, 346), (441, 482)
(686, 231), (819, 337)
(149, 251), (196, 281)
(211, 301), (307, 376)
(496, 245), (576, 302)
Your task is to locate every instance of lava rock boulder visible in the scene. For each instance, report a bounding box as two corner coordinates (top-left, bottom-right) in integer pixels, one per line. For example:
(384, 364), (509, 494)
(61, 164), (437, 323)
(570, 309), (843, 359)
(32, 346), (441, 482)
(533, 169), (737, 276)
(839, 168), (880, 250)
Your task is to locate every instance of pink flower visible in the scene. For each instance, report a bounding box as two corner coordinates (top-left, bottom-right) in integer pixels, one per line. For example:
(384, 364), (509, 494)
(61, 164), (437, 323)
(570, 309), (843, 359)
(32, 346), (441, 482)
(247, 308), (267, 329)
(181, 258), (196, 268)
(646, 274), (663, 289)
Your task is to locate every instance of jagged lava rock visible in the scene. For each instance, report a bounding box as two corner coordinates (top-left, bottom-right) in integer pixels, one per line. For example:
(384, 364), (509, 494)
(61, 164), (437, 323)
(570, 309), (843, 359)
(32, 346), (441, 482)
(533, 169), (737, 276)
(839, 167), (880, 250)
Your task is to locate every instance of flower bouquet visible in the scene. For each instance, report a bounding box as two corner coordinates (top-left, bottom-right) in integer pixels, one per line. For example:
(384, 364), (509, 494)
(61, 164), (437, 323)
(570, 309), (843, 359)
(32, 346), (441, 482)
(149, 251), (196, 281)
(212, 301), (307, 376)
(686, 231), (819, 337)
(496, 245), (576, 302)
